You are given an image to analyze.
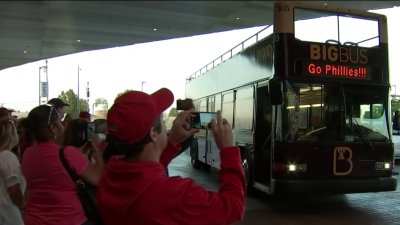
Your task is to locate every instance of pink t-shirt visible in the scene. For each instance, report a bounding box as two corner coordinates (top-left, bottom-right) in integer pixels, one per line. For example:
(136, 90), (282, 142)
(21, 141), (89, 225)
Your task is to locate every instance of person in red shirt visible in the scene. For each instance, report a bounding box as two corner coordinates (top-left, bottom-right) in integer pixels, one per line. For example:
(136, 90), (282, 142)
(97, 88), (245, 225)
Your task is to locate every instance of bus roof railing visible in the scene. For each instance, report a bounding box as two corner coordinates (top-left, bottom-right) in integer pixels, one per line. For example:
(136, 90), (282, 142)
(186, 25), (271, 83)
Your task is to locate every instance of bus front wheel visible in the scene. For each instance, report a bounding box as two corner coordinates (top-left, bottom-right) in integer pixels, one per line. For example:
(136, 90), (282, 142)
(240, 147), (253, 193)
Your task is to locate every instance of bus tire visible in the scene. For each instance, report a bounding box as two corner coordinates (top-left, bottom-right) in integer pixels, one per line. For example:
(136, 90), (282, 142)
(240, 147), (254, 195)
(191, 157), (202, 170)
(190, 139), (202, 170)
(202, 163), (211, 171)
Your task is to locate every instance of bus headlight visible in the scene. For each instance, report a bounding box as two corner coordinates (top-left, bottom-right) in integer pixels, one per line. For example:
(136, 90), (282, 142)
(287, 163), (307, 172)
(375, 162), (393, 170)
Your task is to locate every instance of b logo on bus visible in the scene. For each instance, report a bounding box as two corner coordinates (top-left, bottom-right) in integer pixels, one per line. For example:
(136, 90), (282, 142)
(333, 147), (353, 176)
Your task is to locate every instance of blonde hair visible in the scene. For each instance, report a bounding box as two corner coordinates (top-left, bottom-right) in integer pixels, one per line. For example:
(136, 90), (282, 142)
(0, 120), (19, 151)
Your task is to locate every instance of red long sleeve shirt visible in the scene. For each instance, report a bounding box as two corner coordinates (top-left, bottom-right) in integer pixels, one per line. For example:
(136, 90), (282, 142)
(97, 142), (245, 225)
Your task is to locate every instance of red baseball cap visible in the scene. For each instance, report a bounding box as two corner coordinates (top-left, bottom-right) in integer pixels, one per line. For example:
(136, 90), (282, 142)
(79, 111), (91, 120)
(107, 88), (174, 145)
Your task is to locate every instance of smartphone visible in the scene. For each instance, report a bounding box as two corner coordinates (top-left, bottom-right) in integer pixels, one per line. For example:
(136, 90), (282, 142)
(97, 133), (106, 141)
(190, 112), (217, 129)
(86, 122), (95, 142)
(176, 98), (194, 110)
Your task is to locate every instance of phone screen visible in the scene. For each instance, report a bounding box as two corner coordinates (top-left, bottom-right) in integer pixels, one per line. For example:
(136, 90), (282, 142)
(190, 112), (217, 129)
(86, 122), (95, 142)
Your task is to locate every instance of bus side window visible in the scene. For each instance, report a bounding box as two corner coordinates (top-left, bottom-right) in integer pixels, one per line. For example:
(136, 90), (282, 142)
(214, 94), (222, 112)
(199, 98), (207, 112)
(235, 87), (254, 130)
(208, 96), (215, 112)
(193, 99), (201, 111)
(222, 92), (234, 126)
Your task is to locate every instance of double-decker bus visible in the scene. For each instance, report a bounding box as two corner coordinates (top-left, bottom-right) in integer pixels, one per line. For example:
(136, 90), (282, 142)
(185, 1), (397, 195)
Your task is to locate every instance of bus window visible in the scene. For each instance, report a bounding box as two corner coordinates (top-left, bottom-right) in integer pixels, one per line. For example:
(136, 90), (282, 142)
(199, 98), (207, 112)
(208, 96), (215, 112)
(193, 99), (201, 111)
(222, 92), (234, 126)
(299, 107), (308, 130)
(310, 102), (323, 130)
(235, 87), (254, 130)
(283, 81), (300, 140)
(294, 8), (379, 47)
(215, 94), (222, 112)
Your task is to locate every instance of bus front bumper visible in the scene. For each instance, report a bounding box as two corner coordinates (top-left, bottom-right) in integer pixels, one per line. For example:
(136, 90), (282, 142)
(273, 176), (397, 195)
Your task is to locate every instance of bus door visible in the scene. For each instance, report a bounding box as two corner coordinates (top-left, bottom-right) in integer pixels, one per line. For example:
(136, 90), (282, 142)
(208, 94), (223, 168)
(205, 96), (216, 167)
(194, 96), (218, 169)
(195, 98), (209, 166)
(254, 83), (273, 189)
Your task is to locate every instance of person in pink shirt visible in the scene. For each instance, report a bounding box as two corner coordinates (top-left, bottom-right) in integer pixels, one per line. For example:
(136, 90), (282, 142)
(97, 88), (245, 225)
(21, 104), (103, 225)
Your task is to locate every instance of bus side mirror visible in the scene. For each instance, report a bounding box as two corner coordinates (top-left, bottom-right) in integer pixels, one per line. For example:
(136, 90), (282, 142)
(269, 79), (282, 105)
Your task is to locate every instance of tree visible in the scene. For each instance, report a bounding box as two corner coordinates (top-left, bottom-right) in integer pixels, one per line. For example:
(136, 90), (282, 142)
(94, 98), (109, 110)
(168, 107), (178, 117)
(58, 89), (88, 118)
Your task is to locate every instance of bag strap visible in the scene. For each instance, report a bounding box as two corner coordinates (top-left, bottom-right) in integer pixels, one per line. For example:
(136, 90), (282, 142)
(59, 147), (80, 183)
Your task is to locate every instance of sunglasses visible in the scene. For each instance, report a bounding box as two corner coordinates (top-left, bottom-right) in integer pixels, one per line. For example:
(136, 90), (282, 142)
(45, 104), (60, 125)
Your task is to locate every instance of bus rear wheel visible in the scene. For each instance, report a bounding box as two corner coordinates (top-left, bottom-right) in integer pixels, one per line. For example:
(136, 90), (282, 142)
(202, 163), (211, 171)
(190, 139), (202, 170)
(191, 157), (202, 170)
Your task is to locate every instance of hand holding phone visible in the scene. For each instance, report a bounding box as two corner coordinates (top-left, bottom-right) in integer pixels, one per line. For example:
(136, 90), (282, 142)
(190, 112), (217, 129)
(168, 109), (199, 145)
(209, 111), (234, 149)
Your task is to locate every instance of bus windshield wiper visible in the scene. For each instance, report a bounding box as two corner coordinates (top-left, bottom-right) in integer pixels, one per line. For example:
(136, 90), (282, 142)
(351, 116), (375, 151)
(341, 84), (375, 151)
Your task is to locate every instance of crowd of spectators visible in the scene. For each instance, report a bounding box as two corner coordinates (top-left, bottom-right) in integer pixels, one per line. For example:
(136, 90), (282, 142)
(0, 88), (245, 225)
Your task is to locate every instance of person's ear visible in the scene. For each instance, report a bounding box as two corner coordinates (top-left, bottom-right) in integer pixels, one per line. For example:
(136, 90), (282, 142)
(49, 123), (58, 135)
(149, 127), (158, 142)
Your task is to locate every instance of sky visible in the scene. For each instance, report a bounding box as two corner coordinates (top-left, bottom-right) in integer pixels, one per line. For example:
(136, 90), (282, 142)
(0, 7), (399, 114)
(0, 26), (265, 113)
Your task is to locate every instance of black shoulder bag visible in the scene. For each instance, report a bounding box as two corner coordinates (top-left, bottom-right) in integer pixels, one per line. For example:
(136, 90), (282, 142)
(59, 147), (104, 225)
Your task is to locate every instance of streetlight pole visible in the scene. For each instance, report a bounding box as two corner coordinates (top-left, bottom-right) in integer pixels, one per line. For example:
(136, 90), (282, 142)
(86, 81), (90, 112)
(38, 60), (48, 105)
(141, 81), (146, 91)
(38, 66), (43, 105)
(392, 85), (397, 98)
(77, 66), (81, 117)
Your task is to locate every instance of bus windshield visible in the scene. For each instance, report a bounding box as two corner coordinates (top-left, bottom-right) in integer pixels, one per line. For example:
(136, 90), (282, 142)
(283, 82), (390, 142)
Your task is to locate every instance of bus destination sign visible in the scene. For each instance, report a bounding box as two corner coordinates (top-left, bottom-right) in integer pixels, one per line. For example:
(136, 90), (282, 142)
(303, 43), (371, 80)
(307, 63), (368, 78)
